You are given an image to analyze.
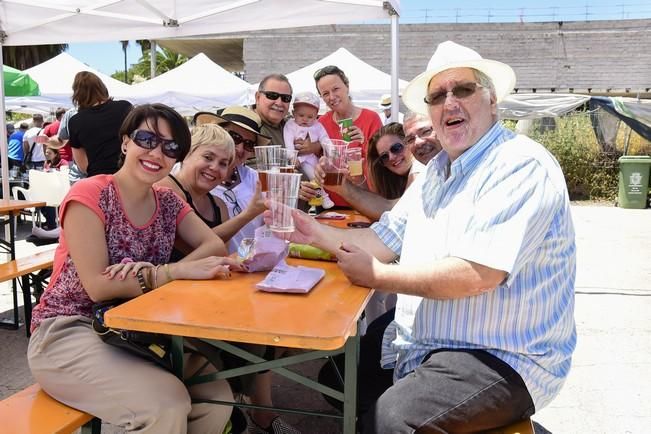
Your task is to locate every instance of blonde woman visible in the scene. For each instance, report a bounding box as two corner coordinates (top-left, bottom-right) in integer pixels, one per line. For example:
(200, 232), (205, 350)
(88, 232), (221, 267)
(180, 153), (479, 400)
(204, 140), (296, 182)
(157, 122), (265, 260)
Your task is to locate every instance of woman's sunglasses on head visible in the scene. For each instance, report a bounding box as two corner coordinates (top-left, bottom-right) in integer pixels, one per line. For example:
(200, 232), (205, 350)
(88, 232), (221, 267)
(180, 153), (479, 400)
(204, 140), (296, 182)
(313, 65), (344, 81)
(260, 90), (292, 104)
(424, 82), (484, 106)
(378, 142), (405, 166)
(228, 130), (256, 152)
(130, 130), (181, 159)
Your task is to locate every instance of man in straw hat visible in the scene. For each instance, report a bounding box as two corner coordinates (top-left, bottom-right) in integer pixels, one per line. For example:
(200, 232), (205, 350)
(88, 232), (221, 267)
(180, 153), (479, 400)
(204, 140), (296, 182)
(269, 40), (576, 432)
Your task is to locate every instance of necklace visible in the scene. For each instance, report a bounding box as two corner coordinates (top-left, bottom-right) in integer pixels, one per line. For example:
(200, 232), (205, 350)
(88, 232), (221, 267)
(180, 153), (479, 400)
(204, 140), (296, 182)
(222, 166), (239, 188)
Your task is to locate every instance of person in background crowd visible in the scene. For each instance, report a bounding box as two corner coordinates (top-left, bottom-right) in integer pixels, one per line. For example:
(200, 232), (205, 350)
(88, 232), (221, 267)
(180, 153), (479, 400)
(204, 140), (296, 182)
(273, 40), (577, 433)
(68, 71), (132, 176)
(8, 123), (28, 170)
(43, 107), (73, 162)
(314, 65), (382, 206)
(378, 94), (404, 126)
(23, 113), (46, 170)
(43, 137), (69, 171)
(28, 103), (237, 433)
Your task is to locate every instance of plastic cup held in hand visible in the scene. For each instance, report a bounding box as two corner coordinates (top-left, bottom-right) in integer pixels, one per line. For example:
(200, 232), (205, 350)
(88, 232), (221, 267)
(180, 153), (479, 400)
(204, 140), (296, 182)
(255, 145), (281, 191)
(346, 147), (363, 177)
(277, 148), (299, 173)
(322, 140), (348, 186)
(268, 172), (303, 232)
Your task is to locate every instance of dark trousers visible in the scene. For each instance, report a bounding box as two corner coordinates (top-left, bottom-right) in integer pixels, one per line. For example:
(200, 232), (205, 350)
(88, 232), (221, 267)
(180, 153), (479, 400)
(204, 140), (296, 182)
(320, 309), (535, 433)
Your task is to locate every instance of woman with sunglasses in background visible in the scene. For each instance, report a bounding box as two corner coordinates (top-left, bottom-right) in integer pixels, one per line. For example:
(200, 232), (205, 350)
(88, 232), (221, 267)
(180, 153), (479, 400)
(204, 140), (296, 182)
(67, 71), (133, 177)
(158, 122), (266, 260)
(193, 106), (270, 254)
(28, 103), (239, 434)
(314, 65), (382, 206)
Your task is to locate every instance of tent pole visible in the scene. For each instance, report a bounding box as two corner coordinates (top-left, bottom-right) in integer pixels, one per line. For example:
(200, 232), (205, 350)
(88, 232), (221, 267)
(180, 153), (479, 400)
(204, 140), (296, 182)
(0, 41), (11, 201)
(389, 6), (399, 122)
(150, 40), (157, 78)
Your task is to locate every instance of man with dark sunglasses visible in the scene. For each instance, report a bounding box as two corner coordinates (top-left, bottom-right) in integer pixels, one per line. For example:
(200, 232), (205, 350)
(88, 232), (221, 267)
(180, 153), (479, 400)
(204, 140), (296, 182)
(273, 41), (576, 433)
(254, 74), (322, 158)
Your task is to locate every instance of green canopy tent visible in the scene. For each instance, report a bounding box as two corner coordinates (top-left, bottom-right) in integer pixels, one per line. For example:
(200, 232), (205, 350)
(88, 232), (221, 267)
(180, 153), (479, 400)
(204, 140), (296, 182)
(3, 65), (40, 96)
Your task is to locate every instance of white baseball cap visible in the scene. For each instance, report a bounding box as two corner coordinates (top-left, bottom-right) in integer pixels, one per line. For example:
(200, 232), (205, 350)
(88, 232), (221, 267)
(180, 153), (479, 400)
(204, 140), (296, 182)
(293, 91), (320, 110)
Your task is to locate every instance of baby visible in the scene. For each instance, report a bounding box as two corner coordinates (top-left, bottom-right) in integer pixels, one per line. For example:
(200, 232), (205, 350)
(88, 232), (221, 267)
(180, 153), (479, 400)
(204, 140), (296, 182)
(283, 91), (334, 209)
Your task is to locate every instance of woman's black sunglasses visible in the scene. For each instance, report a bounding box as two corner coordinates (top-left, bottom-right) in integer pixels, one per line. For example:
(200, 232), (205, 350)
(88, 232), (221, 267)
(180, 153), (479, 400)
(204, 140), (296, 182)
(228, 130), (256, 152)
(130, 130), (181, 159)
(313, 65), (344, 81)
(260, 90), (292, 104)
(378, 142), (405, 166)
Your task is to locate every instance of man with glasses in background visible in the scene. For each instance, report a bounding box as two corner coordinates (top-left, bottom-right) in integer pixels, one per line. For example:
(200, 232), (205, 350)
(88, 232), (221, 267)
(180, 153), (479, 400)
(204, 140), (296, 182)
(273, 41), (576, 433)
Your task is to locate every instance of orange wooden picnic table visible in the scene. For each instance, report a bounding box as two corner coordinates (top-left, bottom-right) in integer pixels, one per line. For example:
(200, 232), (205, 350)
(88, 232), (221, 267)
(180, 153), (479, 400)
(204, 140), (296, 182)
(105, 257), (373, 433)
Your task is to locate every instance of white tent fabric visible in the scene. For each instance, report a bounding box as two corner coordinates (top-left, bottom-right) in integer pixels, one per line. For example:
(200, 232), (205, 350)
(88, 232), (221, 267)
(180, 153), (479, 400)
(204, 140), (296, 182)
(0, 1), (399, 45)
(499, 93), (590, 120)
(128, 53), (252, 115)
(0, 0), (400, 198)
(268, 47), (408, 111)
(5, 53), (132, 112)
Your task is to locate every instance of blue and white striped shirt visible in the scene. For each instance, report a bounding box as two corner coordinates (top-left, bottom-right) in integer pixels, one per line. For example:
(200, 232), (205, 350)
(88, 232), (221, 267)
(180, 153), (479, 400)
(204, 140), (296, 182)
(371, 122), (576, 410)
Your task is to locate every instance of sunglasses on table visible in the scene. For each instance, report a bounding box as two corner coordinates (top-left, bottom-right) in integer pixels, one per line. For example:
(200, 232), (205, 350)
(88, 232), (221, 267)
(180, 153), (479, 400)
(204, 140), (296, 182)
(378, 142), (405, 166)
(424, 82), (484, 106)
(130, 130), (181, 159)
(260, 90), (292, 103)
(227, 130), (256, 152)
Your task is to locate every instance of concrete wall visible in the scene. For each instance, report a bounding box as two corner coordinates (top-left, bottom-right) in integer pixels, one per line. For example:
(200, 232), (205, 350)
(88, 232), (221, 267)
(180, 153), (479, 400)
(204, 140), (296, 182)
(242, 19), (651, 95)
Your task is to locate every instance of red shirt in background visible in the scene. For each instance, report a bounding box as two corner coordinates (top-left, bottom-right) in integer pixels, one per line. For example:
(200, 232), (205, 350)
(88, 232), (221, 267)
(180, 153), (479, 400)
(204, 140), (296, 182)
(43, 120), (73, 162)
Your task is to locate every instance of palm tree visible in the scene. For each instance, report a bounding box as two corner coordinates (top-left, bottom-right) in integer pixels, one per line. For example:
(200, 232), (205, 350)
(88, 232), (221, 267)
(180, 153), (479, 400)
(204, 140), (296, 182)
(2, 44), (68, 69)
(132, 48), (188, 80)
(120, 40), (129, 83)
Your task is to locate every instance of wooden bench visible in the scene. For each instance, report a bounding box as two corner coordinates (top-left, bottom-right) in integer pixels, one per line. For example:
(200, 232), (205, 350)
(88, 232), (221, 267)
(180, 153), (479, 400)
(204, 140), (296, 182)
(485, 417), (535, 434)
(0, 248), (56, 336)
(0, 384), (100, 434)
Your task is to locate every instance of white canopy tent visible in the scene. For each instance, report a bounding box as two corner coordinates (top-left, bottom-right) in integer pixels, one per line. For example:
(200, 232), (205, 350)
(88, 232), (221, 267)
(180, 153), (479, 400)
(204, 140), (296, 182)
(128, 53), (252, 115)
(263, 47), (409, 112)
(0, 0), (401, 198)
(499, 93), (591, 120)
(5, 52), (132, 112)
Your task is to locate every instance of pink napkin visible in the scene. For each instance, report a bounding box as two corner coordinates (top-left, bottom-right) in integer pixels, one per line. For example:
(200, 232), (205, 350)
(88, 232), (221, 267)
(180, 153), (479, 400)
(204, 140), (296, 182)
(256, 261), (325, 294)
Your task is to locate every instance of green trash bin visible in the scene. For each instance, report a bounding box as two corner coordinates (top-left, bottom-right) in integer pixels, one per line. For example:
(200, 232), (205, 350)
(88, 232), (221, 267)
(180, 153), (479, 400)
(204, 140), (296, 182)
(618, 156), (651, 209)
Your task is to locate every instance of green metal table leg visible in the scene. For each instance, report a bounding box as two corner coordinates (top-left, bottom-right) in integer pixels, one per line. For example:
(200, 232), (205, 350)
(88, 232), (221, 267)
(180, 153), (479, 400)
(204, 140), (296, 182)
(171, 335), (184, 379)
(343, 331), (360, 434)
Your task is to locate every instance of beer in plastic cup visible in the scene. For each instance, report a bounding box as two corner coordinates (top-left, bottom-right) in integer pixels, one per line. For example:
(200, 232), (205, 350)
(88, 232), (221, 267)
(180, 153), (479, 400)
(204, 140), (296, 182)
(322, 140), (348, 186)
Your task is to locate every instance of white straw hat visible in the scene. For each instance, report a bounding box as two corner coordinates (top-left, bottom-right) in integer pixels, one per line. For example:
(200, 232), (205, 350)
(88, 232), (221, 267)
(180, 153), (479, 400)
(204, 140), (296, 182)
(402, 41), (516, 115)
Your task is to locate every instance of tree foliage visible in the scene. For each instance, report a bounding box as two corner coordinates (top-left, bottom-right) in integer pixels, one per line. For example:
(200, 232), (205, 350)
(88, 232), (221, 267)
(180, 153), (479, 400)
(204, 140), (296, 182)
(2, 44), (68, 69)
(111, 47), (188, 83)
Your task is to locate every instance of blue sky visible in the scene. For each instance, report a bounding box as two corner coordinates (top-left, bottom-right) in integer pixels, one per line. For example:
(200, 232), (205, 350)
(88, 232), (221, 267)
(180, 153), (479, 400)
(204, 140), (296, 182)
(67, 0), (651, 76)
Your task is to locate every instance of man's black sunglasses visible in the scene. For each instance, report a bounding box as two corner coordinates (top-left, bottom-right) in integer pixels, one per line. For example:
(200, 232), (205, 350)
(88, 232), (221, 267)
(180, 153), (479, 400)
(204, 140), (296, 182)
(228, 130), (256, 152)
(260, 90), (292, 104)
(378, 142), (405, 166)
(130, 130), (181, 159)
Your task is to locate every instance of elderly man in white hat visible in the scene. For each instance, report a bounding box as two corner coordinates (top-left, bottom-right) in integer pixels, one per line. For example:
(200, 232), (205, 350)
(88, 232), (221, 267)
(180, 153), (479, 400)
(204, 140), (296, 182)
(270, 41), (576, 432)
